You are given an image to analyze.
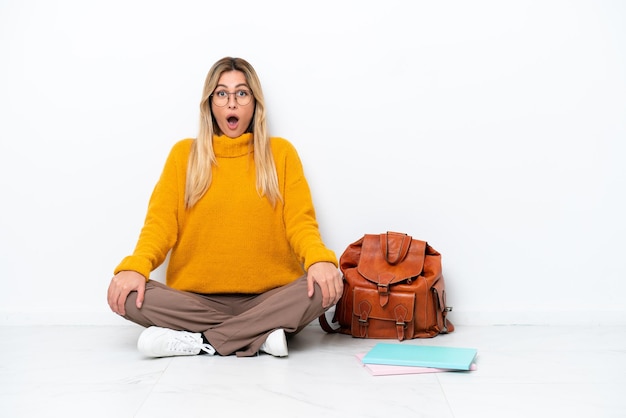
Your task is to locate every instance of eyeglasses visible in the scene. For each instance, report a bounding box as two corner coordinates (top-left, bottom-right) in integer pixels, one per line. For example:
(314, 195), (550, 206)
(210, 89), (254, 107)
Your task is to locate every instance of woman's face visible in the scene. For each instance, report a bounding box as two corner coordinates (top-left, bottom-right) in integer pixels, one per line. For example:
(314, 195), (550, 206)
(211, 70), (255, 138)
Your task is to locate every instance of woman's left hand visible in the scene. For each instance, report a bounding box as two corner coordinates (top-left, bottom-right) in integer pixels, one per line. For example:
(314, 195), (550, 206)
(307, 262), (343, 308)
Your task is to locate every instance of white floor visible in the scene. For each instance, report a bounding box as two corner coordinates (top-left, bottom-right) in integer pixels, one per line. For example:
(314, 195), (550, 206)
(1, 323), (625, 418)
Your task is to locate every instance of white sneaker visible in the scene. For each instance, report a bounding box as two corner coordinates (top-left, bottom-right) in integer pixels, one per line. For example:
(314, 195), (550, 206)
(137, 326), (216, 357)
(259, 329), (288, 357)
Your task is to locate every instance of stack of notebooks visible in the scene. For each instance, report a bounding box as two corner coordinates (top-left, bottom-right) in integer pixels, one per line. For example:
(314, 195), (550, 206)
(357, 343), (478, 376)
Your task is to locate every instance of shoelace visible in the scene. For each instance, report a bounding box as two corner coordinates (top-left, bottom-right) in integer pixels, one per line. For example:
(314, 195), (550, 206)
(169, 333), (216, 355)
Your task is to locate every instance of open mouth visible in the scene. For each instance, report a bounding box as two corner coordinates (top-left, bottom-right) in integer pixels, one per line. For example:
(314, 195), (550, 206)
(227, 116), (239, 129)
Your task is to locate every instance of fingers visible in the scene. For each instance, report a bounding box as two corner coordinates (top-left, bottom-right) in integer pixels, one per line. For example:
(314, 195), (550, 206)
(320, 284), (332, 309)
(331, 275), (344, 305)
(308, 271), (330, 308)
(307, 262), (343, 308)
(107, 279), (119, 314)
(116, 290), (129, 316)
(107, 271), (146, 316)
(136, 284), (145, 309)
(307, 275), (315, 298)
(320, 278), (338, 308)
(107, 276), (129, 316)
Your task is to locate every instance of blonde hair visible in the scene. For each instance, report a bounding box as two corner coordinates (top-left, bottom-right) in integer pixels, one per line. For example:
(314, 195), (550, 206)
(185, 57), (281, 208)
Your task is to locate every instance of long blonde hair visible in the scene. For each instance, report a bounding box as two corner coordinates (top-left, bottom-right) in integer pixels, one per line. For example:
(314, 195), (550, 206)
(185, 57), (281, 208)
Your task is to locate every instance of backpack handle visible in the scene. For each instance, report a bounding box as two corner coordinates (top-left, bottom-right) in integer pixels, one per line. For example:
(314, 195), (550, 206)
(381, 231), (411, 265)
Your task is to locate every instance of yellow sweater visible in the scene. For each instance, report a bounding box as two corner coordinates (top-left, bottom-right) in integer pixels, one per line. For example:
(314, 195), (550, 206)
(114, 133), (337, 294)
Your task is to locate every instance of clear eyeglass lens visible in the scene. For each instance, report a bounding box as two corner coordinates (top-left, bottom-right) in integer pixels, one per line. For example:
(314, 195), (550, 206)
(212, 90), (253, 106)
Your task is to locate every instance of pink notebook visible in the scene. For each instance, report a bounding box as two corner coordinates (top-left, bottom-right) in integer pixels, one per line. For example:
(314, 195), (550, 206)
(356, 353), (477, 376)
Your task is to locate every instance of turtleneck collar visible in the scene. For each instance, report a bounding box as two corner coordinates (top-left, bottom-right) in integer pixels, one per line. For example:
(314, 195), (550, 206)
(212, 133), (254, 158)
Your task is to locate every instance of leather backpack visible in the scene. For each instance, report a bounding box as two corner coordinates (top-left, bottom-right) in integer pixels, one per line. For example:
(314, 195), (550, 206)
(319, 231), (454, 340)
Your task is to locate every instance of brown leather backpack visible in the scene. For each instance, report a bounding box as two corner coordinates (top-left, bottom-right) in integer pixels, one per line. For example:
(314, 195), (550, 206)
(319, 231), (454, 340)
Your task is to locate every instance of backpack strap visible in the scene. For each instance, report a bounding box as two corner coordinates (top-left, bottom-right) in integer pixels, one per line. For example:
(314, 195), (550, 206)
(318, 312), (340, 333)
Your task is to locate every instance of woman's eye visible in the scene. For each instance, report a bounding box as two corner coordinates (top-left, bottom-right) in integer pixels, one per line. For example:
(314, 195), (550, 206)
(237, 90), (249, 97)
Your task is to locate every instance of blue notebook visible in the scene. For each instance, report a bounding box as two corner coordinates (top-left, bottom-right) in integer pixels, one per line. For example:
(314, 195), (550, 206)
(361, 343), (478, 371)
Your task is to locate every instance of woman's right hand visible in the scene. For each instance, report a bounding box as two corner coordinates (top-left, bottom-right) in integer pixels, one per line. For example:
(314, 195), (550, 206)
(107, 270), (146, 316)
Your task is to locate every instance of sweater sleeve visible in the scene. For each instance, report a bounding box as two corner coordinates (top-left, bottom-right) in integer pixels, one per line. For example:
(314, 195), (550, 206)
(280, 140), (338, 270)
(113, 142), (185, 279)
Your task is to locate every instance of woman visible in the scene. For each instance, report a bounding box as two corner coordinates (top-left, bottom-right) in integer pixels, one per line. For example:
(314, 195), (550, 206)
(107, 57), (343, 358)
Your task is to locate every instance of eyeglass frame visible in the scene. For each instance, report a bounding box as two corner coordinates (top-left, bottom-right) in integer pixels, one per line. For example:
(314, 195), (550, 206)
(210, 89), (254, 107)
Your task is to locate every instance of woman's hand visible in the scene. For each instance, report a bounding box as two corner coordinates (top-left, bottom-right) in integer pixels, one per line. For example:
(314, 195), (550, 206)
(107, 270), (146, 315)
(306, 262), (343, 308)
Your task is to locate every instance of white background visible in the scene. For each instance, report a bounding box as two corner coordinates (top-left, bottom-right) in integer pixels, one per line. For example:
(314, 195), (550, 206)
(1, 0), (624, 326)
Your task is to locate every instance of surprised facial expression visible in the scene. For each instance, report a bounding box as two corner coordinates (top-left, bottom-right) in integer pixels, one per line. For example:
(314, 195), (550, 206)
(211, 70), (255, 138)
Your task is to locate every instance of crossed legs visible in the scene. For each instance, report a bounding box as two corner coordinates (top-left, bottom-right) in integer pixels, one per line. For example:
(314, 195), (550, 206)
(123, 274), (327, 357)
